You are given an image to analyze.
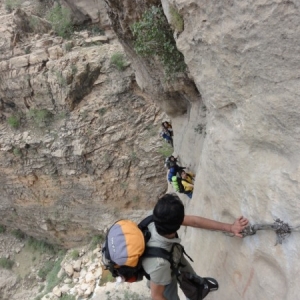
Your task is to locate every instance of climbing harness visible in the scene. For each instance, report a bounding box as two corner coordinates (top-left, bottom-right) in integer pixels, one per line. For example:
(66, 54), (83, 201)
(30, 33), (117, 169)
(225, 218), (300, 245)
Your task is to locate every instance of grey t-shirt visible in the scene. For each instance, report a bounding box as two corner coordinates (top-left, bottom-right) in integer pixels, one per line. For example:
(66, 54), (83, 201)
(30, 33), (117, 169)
(142, 222), (195, 286)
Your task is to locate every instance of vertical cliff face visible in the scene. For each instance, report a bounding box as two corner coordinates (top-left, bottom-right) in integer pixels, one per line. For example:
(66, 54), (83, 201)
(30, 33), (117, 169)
(170, 1), (300, 299)
(0, 1), (168, 247)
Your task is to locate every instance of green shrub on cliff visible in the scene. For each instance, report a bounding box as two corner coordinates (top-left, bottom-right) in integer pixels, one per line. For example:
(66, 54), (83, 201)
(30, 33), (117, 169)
(12, 229), (26, 239)
(27, 236), (59, 254)
(7, 115), (20, 129)
(158, 142), (173, 158)
(110, 52), (127, 71)
(0, 225), (6, 233)
(0, 258), (14, 269)
(4, 0), (21, 13)
(131, 6), (186, 77)
(46, 3), (73, 38)
(28, 108), (53, 126)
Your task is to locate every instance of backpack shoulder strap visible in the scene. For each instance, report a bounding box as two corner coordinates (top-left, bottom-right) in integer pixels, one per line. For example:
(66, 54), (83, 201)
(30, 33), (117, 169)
(143, 246), (172, 262)
(138, 215), (154, 244)
(138, 215), (153, 230)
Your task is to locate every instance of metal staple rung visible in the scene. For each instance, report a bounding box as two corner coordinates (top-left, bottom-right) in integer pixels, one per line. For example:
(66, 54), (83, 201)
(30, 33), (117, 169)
(240, 218), (300, 245)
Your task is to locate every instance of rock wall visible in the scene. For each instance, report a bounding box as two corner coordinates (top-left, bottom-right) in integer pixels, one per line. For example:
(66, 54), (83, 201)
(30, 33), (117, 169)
(169, 1), (300, 299)
(0, 1), (168, 248)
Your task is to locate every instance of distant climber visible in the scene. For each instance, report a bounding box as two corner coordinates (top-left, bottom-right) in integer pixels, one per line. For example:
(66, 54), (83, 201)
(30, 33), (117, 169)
(164, 155), (179, 169)
(162, 121), (173, 136)
(167, 161), (185, 183)
(160, 128), (173, 147)
(180, 170), (195, 199)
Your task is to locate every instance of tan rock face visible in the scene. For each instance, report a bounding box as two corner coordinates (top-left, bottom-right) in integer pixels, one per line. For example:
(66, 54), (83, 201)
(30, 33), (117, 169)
(170, 1), (300, 299)
(62, 0), (110, 27)
(0, 4), (167, 248)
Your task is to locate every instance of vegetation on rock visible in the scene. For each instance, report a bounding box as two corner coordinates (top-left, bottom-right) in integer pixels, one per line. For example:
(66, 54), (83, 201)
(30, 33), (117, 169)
(0, 257), (14, 269)
(158, 142), (173, 158)
(110, 52), (127, 71)
(4, 0), (21, 12)
(131, 6), (186, 78)
(7, 115), (20, 129)
(46, 3), (73, 38)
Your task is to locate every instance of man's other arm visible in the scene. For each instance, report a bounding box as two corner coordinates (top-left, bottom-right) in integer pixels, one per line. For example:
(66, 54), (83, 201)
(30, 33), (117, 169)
(150, 281), (167, 300)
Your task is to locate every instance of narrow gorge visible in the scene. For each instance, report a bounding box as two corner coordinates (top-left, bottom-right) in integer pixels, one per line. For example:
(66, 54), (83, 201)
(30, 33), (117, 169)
(0, 0), (300, 300)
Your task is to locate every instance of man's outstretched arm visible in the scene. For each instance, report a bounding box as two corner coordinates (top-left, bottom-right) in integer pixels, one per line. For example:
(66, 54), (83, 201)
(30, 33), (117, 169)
(182, 215), (248, 238)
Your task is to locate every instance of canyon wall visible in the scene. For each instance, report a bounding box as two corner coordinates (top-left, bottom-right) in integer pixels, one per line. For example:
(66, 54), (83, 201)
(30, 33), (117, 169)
(1, 0), (300, 299)
(173, 1), (300, 299)
(0, 0), (168, 248)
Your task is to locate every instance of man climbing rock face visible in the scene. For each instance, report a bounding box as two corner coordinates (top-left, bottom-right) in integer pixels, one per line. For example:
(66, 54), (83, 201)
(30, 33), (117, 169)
(142, 193), (248, 300)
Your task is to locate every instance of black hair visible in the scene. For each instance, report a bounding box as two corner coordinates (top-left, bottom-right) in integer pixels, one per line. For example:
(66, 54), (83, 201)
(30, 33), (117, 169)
(153, 193), (185, 235)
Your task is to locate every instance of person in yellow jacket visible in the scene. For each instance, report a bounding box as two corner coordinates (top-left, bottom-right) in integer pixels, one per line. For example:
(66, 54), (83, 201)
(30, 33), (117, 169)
(180, 170), (195, 199)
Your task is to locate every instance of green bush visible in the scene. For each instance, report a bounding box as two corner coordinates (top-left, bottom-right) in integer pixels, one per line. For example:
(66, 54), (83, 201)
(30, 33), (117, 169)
(12, 229), (26, 240)
(27, 236), (59, 255)
(38, 260), (55, 281)
(0, 225), (6, 234)
(61, 294), (76, 300)
(45, 255), (65, 293)
(37, 252), (65, 290)
(7, 115), (20, 129)
(110, 53), (127, 71)
(157, 142), (173, 157)
(28, 109), (53, 125)
(46, 3), (73, 38)
(70, 249), (79, 260)
(98, 108), (107, 116)
(0, 258), (14, 269)
(5, 0), (21, 12)
(13, 147), (22, 156)
(131, 6), (186, 77)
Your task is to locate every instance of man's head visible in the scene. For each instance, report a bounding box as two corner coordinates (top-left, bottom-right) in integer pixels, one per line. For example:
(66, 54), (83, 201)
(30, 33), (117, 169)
(153, 194), (185, 236)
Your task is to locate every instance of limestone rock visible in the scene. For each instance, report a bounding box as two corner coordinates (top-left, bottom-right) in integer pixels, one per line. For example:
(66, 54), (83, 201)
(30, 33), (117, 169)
(62, 0), (110, 27)
(52, 286), (62, 297)
(0, 2), (167, 249)
(64, 264), (74, 277)
(73, 259), (82, 272)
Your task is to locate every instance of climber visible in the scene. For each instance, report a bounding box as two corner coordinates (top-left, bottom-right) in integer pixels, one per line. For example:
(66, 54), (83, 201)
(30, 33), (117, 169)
(180, 170), (195, 199)
(167, 162), (185, 183)
(142, 193), (249, 300)
(160, 128), (174, 147)
(164, 155), (179, 169)
(162, 121), (173, 137)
